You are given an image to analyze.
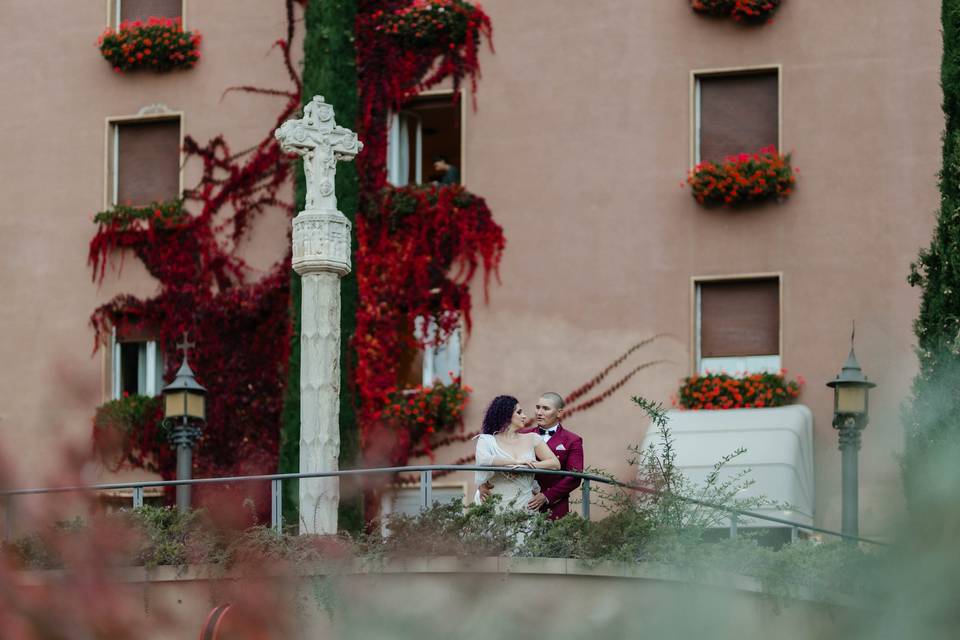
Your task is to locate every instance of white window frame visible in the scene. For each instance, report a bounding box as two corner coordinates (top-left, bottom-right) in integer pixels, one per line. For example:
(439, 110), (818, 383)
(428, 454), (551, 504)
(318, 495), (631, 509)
(111, 330), (164, 399)
(386, 110), (423, 186)
(108, 0), (188, 29)
(690, 65), (783, 167)
(692, 273), (783, 376)
(414, 316), (462, 387)
(386, 90), (465, 186)
(105, 111), (184, 209)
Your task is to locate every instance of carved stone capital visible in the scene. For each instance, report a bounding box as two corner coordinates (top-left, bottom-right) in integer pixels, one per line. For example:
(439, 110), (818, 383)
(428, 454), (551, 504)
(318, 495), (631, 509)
(292, 210), (352, 277)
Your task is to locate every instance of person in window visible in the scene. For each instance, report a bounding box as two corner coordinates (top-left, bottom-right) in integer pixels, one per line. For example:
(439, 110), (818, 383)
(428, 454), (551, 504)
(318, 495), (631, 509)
(432, 155), (460, 185)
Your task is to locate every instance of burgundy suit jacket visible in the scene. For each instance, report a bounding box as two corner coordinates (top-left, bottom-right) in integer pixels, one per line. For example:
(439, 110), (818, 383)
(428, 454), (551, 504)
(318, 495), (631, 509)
(523, 425), (584, 519)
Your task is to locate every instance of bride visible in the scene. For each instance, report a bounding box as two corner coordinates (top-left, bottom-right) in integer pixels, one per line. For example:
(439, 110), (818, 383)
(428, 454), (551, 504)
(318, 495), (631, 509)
(474, 395), (560, 512)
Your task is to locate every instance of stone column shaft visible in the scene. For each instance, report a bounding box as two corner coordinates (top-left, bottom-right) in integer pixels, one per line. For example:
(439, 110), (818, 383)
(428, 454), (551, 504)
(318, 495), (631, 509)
(299, 270), (343, 534)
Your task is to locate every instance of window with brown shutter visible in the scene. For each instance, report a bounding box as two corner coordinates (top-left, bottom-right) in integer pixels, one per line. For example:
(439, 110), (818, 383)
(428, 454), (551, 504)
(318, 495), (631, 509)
(114, 119), (181, 206)
(119, 0), (183, 23)
(697, 70), (779, 164)
(699, 278), (780, 359)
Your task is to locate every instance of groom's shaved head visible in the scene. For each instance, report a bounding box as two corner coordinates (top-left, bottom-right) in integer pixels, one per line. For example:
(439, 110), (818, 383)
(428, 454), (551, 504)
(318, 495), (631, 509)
(541, 392), (565, 409)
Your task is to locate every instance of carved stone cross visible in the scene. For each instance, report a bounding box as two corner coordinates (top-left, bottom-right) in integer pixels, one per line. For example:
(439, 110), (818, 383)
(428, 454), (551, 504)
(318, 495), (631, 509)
(175, 331), (195, 362)
(275, 95), (363, 212)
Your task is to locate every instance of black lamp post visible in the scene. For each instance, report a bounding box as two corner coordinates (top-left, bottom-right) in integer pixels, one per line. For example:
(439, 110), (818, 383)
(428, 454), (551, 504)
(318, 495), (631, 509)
(826, 335), (875, 540)
(161, 333), (206, 512)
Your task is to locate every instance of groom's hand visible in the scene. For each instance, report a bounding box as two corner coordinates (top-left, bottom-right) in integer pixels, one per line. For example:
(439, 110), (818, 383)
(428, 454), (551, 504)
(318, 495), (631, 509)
(527, 492), (548, 511)
(478, 482), (493, 501)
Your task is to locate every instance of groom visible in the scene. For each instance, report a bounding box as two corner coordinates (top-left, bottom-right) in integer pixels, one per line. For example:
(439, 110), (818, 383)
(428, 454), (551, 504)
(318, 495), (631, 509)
(525, 392), (584, 518)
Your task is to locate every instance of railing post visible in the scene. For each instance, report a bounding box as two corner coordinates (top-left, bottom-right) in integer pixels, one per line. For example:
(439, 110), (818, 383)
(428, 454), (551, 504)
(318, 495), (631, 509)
(271, 479), (283, 534)
(581, 479), (591, 520)
(3, 496), (12, 542)
(132, 486), (144, 509)
(420, 470), (432, 511)
(729, 512), (738, 539)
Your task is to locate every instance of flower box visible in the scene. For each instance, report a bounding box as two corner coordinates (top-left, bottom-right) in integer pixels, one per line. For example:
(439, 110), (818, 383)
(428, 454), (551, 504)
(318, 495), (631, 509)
(373, 0), (489, 49)
(690, 0), (783, 25)
(93, 200), (187, 231)
(687, 146), (797, 208)
(676, 371), (803, 410)
(98, 17), (201, 73)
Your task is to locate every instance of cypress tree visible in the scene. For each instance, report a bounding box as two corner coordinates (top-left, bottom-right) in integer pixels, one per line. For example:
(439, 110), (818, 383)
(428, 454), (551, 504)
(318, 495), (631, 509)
(904, 1), (960, 504)
(280, 0), (362, 531)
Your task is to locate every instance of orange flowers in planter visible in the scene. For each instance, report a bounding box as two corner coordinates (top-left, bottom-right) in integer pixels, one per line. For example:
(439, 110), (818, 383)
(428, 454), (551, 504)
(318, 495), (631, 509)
(690, 0), (783, 25)
(677, 371), (803, 410)
(98, 17), (201, 73)
(377, 379), (472, 462)
(687, 146), (797, 207)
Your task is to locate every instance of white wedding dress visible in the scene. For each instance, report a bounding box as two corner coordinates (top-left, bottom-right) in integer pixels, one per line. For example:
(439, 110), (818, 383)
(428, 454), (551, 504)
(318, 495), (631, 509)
(474, 434), (538, 512)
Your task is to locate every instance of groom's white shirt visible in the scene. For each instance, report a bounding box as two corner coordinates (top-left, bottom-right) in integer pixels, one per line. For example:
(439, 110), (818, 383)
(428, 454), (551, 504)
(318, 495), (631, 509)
(539, 423), (559, 444)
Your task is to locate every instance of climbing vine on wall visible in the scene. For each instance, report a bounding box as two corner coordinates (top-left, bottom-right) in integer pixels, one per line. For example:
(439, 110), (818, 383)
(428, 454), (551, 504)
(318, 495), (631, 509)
(352, 0), (498, 470)
(90, 1), (502, 514)
(89, 6), (303, 511)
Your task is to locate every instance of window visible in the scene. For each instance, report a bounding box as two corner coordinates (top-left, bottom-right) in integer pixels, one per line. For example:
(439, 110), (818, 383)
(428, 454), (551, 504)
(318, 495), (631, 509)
(396, 317), (462, 389)
(111, 322), (164, 398)
(694, 69), (779, 164)
(112, 0), (183, 26)
(695, 277), (780, 375)
(415, 317), (462, 386)
(386, 95), (462, 186)
(110, 117), (181, 207)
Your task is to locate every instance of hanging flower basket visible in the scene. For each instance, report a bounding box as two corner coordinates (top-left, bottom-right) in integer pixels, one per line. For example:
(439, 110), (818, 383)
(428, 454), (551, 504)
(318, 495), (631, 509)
(687, 146), (797, 207)
(98, 17), (201, 73)
(93, 200), (187, 231)
(373, 0), (491, 50)
(677, 371), (803, 410)
(92, 394), (163, 471)
(376, 379), (472, 461)
(690, 0), (783, 25)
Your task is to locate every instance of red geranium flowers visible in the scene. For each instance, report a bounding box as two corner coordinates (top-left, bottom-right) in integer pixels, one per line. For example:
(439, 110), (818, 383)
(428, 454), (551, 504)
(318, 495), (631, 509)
(98, 17), (201, 73)
(677, 371), (803, 410)
(687, 146), (797, 207)
(690, 0), (783, 25)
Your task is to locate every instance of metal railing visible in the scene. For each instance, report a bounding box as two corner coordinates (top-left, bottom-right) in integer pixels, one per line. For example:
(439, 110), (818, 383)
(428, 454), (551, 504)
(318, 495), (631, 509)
(0, 466), (884, 546)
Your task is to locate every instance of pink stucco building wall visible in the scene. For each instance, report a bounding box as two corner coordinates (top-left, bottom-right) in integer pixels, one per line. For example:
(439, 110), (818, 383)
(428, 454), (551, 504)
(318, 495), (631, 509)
(0, 1), (941, 536)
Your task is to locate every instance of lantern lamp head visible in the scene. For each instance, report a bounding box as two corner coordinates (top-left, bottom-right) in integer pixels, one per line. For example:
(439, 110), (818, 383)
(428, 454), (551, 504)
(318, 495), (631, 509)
(161, 334), (207, 422)
(826, 347), (876, 419)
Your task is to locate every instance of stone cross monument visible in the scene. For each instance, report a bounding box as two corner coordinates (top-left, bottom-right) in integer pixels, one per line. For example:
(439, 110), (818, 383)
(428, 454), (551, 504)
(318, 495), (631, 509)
(275, 95), (362, 534)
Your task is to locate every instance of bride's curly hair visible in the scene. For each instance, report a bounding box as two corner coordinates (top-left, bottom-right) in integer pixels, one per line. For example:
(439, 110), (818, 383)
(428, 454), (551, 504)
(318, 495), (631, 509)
(481, 395), (518, 435)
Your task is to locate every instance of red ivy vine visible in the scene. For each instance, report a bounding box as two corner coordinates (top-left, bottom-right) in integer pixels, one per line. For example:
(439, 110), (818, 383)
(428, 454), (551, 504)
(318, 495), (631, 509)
(90, 0), (502, 500)
(356, 184), (504, 466)
(353, 0), (498, 468)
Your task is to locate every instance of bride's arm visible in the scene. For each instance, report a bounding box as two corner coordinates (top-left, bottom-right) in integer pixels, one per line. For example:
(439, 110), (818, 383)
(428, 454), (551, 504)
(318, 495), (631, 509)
(531, 436), (560, 470)
(476, 436), (523, 467)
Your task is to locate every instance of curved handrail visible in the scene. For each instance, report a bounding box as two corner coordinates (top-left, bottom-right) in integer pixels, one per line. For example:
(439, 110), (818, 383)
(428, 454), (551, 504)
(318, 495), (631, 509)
(0, 465), (885, 546)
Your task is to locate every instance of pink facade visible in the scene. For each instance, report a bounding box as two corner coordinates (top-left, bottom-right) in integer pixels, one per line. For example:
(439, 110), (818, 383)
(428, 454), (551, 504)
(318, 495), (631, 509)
(447, 0), (941, 536)
(0, 1), (941, 536)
